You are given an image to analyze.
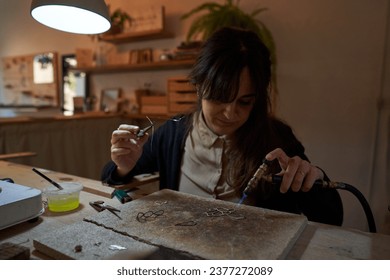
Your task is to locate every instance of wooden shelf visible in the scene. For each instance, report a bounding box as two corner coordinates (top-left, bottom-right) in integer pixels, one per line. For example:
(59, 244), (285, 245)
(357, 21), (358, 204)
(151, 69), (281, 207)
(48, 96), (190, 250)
(98, 29), (174, 44)
(71, 59), (195, 74)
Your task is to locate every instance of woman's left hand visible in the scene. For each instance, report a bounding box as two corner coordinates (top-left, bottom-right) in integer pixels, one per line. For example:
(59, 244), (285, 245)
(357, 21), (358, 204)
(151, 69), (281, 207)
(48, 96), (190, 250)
(265, 148), (324, 193)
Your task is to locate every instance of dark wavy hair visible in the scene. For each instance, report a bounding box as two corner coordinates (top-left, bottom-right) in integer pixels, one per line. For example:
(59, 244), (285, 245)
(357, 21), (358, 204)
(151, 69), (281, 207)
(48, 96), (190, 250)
(187, 27), (280, 193)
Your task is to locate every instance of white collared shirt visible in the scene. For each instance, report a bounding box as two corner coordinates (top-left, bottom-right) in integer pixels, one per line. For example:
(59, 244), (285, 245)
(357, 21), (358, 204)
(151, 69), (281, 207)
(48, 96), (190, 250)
(178, 112), (240, 202)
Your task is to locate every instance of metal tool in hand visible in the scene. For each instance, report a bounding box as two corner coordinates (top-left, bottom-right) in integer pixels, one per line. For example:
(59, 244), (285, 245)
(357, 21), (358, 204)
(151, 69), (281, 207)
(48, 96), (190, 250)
(240, 158), (377, 233)
(89, 200), (122, 219)
(137, 116), (154, 138)
(242, 158), (272, 196)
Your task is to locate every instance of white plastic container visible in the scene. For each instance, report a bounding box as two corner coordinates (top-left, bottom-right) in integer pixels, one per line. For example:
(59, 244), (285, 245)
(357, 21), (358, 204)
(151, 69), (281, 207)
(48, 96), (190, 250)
(44, 182), (83, 212)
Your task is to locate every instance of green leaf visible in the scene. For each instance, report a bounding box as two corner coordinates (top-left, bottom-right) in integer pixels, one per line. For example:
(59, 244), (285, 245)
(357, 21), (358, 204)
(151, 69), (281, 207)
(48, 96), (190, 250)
(181, 0), (279, 97)
(181, 3), (222, 20)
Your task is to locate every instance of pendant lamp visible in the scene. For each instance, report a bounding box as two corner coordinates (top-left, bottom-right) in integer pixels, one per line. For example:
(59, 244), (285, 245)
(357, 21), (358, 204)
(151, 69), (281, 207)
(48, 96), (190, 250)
(30, 0), (111, 34)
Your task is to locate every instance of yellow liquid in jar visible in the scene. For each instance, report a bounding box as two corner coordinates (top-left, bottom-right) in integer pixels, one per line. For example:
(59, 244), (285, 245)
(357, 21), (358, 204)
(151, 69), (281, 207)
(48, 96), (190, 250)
(48, 196), (80, 212)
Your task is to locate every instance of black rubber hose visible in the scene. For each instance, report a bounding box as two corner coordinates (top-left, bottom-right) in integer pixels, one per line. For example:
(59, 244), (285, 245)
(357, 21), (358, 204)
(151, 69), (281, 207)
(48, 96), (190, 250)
(334, 182), (377, 233)
(269, 175), (377, 233)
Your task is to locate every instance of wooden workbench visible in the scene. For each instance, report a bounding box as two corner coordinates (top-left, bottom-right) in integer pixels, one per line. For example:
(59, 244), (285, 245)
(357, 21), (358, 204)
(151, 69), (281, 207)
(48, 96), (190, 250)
(1, 160), (390, 259)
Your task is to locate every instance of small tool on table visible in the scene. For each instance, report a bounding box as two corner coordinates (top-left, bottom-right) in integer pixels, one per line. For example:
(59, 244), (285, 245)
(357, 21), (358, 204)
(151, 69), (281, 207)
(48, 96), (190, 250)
(113, 189), (133, 204)
(32, 167), (63, 190)
(90, 201), (122, 220)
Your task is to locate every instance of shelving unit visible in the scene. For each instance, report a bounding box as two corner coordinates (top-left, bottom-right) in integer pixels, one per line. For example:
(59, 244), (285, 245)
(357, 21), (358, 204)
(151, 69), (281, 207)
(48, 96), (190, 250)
(98, 29), (174, 44)
(71, 59), (195, 74)
(71, 28), (197, 74)
(68, 27), (198, 114)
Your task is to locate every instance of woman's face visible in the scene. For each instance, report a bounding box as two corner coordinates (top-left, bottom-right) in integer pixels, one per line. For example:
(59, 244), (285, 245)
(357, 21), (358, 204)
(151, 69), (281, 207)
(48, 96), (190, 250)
(201, 67), (255, 136)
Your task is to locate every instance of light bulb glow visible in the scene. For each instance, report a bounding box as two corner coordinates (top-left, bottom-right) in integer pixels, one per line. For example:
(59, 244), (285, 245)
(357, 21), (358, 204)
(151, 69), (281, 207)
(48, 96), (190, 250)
(31, 5), (111, 34)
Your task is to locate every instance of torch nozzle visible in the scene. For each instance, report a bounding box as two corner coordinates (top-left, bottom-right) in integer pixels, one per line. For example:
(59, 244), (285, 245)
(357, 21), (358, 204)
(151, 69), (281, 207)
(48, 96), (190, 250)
(243, 159), (272, 196)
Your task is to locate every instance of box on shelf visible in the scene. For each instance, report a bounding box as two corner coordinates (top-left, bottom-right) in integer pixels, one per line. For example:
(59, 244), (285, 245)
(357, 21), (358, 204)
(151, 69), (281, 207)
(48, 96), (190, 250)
(167, 77), (197, 114)
(75, 49), (94, 67)
(136, 89), (168, 115)
(105, 47), (130, 66)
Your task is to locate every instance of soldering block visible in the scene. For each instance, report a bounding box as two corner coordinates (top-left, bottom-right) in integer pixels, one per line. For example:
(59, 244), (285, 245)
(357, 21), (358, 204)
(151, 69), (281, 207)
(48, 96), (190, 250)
(32, 190), (308, 259)
(83, 189), (308, 259)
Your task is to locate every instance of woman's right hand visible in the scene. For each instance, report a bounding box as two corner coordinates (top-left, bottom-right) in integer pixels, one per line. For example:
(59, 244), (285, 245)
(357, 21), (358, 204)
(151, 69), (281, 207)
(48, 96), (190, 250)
(110, 124), (149, 177)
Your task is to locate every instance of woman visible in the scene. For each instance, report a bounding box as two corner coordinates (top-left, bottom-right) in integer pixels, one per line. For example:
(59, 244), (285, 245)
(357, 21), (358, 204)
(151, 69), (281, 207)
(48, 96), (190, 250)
(102, 27), (343, 226)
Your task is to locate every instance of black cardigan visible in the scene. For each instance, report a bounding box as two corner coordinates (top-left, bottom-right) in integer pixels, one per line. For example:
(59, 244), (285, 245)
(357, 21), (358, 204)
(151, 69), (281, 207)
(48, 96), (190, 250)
(101, 116), (343, 226)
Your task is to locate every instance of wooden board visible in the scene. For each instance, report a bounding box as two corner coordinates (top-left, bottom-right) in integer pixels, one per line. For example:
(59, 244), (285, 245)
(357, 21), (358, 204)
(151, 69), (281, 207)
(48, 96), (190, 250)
(34, 189), (307, 259)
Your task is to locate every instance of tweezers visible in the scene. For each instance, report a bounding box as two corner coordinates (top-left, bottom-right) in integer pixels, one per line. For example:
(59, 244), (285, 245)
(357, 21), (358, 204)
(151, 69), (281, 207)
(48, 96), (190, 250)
(137, 124), (154, 137)
(89, 201), (122, 219)
(137, 116), (154, 137)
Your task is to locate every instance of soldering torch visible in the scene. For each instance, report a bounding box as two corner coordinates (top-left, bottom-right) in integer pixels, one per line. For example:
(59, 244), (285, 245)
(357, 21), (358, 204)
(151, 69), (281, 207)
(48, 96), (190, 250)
(242, 158), (272, 196)
(241, 158), (377, 233)
(243, 158), (348, 195)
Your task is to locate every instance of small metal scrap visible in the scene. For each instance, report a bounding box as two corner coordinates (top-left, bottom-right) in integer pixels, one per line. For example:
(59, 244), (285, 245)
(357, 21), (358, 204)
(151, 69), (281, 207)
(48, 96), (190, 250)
(204, 207), (245, 220)
(109, 245), (126, 251)
(205, 207), (233, 216)
(136, 210), (164, 223)
(154, 200), (168, 206)
(74, 245), (82, 253)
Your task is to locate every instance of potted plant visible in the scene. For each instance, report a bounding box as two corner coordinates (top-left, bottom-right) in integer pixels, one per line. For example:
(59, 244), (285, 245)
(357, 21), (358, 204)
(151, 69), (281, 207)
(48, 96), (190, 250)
(181, 0), (278, 98)
(107, 8), (132, 35)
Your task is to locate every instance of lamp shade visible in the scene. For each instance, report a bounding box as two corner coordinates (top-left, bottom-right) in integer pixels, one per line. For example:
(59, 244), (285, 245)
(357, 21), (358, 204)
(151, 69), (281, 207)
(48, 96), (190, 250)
(30, 0), (111, 34)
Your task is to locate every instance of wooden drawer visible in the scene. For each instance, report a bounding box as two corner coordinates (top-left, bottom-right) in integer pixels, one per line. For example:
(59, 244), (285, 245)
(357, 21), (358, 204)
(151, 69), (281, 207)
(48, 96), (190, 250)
(169, 92), (197, 103)
(167, 77), (197, 114)
(139, 95), (167, 115)
(140, 95), (167, 105)
(141, 105), (168, 115)
(167, 79), (195, 92)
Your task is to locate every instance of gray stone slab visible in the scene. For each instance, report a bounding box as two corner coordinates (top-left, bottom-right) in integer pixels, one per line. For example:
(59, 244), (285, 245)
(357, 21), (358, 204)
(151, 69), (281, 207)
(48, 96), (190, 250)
(83, 189), (308, 259)
(33, 221), (159, 259)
